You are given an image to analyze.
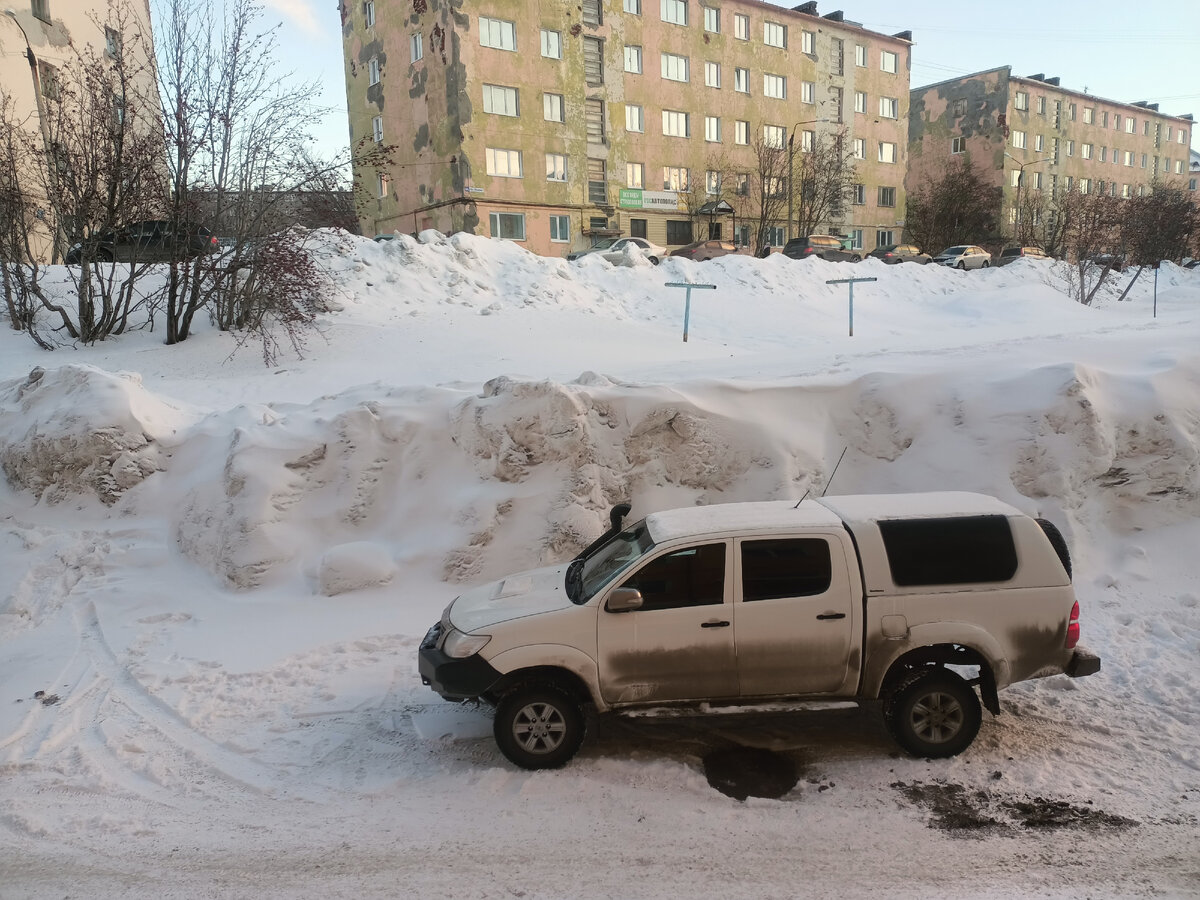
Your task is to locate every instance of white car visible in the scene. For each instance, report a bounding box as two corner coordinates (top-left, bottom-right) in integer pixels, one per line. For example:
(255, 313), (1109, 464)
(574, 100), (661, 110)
(566, 237), (667, 265)
(933, 245), (993, 270)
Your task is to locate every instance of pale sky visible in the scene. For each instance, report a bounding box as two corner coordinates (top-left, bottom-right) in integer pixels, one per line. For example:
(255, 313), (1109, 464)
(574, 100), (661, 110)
(264, 0), (1200, 159)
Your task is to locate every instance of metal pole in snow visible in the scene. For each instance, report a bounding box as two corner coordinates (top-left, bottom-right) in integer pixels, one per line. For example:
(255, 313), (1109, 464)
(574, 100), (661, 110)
(665, 281), (716, 342)
(825, 277), (877, 337)
(1154, 266), (1158, 319)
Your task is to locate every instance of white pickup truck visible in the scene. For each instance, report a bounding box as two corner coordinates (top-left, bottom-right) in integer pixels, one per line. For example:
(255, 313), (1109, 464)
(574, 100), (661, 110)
(418, 493), (1100, 769)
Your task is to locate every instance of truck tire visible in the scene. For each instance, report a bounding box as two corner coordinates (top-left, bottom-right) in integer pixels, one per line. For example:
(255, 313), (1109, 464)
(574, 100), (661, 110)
(1035, 517), (1072, 580)
(884, 669), (981, 758)
(494, 685), (585, 770)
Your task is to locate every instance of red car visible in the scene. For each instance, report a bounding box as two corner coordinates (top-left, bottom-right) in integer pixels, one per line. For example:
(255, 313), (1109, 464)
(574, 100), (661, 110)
(669, 239), (747, 261)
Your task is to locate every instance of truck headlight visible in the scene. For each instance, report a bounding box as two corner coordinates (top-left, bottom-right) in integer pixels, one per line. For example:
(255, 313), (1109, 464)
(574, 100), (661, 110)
(443, 630), (490, 659)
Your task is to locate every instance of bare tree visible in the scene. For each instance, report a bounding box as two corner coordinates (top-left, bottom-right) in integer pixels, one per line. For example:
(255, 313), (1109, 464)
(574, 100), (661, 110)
(791, 128), (855, 240)
(750, 133), (790, 252)
(1059, 189), (1122, 305)
(904, 155), (1002, 254)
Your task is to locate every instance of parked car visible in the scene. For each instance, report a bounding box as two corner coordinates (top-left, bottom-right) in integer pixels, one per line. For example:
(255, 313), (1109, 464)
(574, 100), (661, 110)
(65, 220), (219, 264)
(1088, 253), (1125, 272)
(669, 239), (746, 261)
(867, 244), (931, 265)
(782, 234), (861, 262)
(996, 246), (1050, 266)
(419, 494), (1099, 769)
(933, 245), (992, 269)
(1184, 258), (1200, 270)
(567, 236), (667, 265)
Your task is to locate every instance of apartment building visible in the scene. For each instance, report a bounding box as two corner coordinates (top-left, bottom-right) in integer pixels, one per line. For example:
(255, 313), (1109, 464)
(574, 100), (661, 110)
(1, 0), (159, 261)
(908, 66), (1194, 241)
(342, 0), (913, 256)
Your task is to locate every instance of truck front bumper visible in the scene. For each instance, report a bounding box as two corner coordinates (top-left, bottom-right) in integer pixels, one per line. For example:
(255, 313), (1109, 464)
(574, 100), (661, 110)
(1065, 646), (1101, 678)
(418, 623), (503, 700)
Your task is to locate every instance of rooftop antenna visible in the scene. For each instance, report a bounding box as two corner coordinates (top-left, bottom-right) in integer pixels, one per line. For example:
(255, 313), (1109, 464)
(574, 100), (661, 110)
(821, 447), (848, 497)
(793, 489), (811, 509)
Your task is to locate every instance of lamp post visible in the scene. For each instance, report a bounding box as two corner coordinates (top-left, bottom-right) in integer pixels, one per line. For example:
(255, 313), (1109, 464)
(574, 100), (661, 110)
(4, 8), (64, 262)
(1004, 150), (1047, 245)
(787, 118), (830, 241)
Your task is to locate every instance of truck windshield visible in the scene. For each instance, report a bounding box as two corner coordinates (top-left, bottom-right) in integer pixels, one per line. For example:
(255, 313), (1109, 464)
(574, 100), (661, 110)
(570, 519), (655, 604)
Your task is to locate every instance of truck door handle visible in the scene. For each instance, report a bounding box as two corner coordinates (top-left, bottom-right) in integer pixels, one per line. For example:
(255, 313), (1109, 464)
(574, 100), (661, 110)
(701, 620), (731, 628)
(816, 612), (846, 620)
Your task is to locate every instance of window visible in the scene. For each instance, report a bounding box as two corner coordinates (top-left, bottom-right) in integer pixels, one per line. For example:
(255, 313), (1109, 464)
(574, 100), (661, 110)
(851, 183), (866, 205)
(764, 21), (786, 48)
(625, 45), (642, 73)
(1083, 106), (1094, 124)
(663, 166), (689, 191)
(1032, 171), (1042, 190)
(766, 226), (785, 247)
(706, 170), (721, 194)
(661, 52), (689, 82)
(410, 33), (423, 62)
(705, 61), (721, 88)
(662, 109), (689, 137)
(541, 29), (562, 59)
(880, 50), (897, 73)
(764, 176), (785, 198)
(582, 0), (602, 26)
(741, 539), (832, 601)
(1126, 117), (1136, 134)
(1068, 102), (1076, 121)
(104, 27), (121, 58)
(879, 96), (898, 119)
(799, 130), (814, 152)
(484, 84), (520, 117)
(485, 148), (522, 177)
(631, 218), (647, 238)
(1066, 140), (1074, 157)
(626, 162), (644, 188)
(583, 36), (603, 85)
(546, 153), (567, 182)
(1124, 150), (1133, 166)
(372, 116), (383, 142)
(855, 44), (866, 67)
(951, 98), (966, 117)
(667, 219), (694, 245)
(1034, 133), (1044, 152)
(625, 104), (644, 132)
(1176, 160), (1184, 175)
(878, 186), (896, 207)
(853, 138), (865, 159)
(704, 115), (720, 142)
(624, 0), (641, 12)
(735, 174), (749, 196)
(734, 13), (749, 40)
(802, 30), (815, 54)
(588, 159), (607, 203)
(734, 67), (749, 94)
(377, 172), (389, 199)
(831, 38), (844, 75)
(549, 215), (570, 243)
(1179, 130), (1188, 145)
(1122, 183), (1131, 198)
(1081, 143), (1092, 160)
(363, 1), (375, 26)
(1113, 114), (1122, 131)
(489, 212), (526, 241)
(585, 98), (605, 143)
(1143, 120), (1151, 136)
(880, 516), (1017, 586)
(704, 7), (719, 32)
(1010, 169), (1021, 187)
(479, 16), (516, 51)
(368, 57), (381, 85)
(1011, 130), (1026, 149)
(764, 74), (786, 100)
(849, 229), (863, 250)
(1014, 90), (1028, 111)
(735, 120), (749, 145)
(951, 136), (966, 154)
(878, 141), (897, 163)
(876, 230), (894, 248)
(542, 92), (564, 122)
(1100, 110), (1109, 127)
(763, 124), (785, 149)
(661, 0), (687, 26)
(1099, 146), (1106, 162)
(800, 81), (815, 104)
(1140, 153), (1147, 169)
(854, 91), (867, 114)
(31, 0), (49, 22)
(1037, 96), (1046, 116)
(1079, 178), (1091, 195)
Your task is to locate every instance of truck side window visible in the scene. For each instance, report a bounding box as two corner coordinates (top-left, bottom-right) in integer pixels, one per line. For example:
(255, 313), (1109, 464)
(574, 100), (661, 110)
(619, 543), (725, 611)
(879, 515), (1017, 586)
(741, 538), (832, 601)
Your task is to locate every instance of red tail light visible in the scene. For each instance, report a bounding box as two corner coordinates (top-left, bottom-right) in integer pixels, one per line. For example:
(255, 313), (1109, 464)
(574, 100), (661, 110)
(1066, 600), (1080, 649)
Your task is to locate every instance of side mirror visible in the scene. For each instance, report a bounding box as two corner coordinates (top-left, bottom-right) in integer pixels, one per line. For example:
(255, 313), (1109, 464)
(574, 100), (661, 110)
(605, 587), (644, 613)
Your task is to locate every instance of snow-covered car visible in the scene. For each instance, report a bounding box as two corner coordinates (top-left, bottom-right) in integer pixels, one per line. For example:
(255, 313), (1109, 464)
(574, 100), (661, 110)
(65, 220), (219, 264)
(933, 245), (993, 270)
(419, 493), (1100, 770)
(567, 237), (667, 265)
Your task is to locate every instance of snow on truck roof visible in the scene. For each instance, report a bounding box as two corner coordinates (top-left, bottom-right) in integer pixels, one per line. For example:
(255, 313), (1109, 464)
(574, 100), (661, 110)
(645, 492), (1022, 543)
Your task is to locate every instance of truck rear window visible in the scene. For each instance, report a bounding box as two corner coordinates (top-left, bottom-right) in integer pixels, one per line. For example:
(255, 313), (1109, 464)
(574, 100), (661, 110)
(878, 516), (1017, 586)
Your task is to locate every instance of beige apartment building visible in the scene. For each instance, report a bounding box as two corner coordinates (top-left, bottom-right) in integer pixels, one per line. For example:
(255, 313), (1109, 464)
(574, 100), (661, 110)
(1, 0), (158, 261)
(908, 66), (1194, 245)
(342, 0), (913, 257)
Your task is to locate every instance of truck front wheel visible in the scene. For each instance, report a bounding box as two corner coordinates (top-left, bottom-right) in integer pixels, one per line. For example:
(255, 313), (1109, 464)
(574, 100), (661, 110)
(884, 669), (981, 758)
(494, 686), (585, 770)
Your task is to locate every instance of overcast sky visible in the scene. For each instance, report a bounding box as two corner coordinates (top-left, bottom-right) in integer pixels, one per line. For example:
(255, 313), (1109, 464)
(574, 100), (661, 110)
(262, 0), (1199, 160)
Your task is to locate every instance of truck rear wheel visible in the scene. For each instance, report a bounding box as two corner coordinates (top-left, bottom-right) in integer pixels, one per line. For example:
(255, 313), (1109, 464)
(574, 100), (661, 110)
(494, 686), (585, 770)
(884, 669), (981, 758)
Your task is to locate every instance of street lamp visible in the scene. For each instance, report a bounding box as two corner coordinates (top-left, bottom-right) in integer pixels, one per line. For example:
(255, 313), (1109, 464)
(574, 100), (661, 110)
(787, 118), (830, 241)
(4, 8), (64, 262)
(1004, 150), (1048, 245)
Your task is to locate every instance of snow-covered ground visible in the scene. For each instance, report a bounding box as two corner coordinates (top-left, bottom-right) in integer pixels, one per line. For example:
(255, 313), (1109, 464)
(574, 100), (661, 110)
(2, 233), (1199, 898)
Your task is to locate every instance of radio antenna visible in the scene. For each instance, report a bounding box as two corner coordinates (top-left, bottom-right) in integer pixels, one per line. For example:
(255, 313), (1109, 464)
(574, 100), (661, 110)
(793, 489), (811, 509)
(821, 447), (848, 497)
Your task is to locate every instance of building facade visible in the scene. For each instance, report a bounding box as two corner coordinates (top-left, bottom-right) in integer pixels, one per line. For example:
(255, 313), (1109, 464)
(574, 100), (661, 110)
(908, 66), (1194, 247)
(341, 0), (912, 256)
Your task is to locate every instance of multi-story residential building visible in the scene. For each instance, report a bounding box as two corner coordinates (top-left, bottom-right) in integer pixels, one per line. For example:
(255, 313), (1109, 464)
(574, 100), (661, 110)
(1, 0), (159, 261)
(908, 66), (1193, 245)
(341, 0), (912, 256)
